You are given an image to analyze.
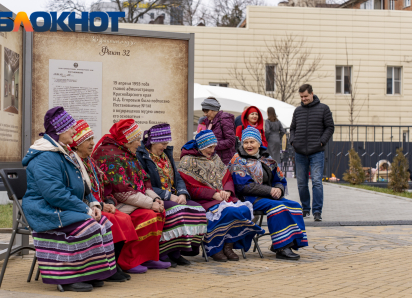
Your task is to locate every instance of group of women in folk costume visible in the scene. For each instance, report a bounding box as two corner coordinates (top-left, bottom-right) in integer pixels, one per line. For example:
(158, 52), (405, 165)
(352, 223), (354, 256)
(22, 106), (308, 293)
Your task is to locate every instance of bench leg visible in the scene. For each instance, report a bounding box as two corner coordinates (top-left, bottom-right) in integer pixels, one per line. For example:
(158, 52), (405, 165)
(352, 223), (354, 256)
(27, 255), (37, 282)
(35, 267), (41, 281)
(0, 220), (19, 287)
(201, 241), (208, 262)
(253, 237), (264, 258)
(241, 248), (246, 259)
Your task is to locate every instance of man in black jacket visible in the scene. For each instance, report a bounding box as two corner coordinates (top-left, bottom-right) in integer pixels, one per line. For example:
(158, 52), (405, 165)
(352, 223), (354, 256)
(290, 84), (334, 221)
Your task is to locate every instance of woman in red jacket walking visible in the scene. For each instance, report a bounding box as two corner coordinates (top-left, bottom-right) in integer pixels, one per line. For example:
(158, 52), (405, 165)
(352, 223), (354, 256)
(235, 106), (268, 147)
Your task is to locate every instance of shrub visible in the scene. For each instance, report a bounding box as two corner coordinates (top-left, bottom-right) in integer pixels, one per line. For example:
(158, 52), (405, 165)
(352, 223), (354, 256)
(343, 148), (366, 185)
(388, 148), (409, 192)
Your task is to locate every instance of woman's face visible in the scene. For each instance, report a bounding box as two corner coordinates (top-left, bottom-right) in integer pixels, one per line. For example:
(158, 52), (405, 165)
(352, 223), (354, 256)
(203, 109), (218, 121)
(125, 138), (141, 152)
(200, 145), (216, 158)
(247, 112), (259, 125)
(150, 142), (169, 156)
(243, 138), (260, 156)
(76, 137), (95, 158)
(59, 126), (76, 145)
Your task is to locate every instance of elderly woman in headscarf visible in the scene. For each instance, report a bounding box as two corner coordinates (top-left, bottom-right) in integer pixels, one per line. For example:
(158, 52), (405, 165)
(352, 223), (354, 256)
(22, 107), (118, 292)
(136, 123), (207, 267)
(229, 127), (308, 260)
(92, 119), (171, 274)
(70, 120), (141, 280)
(178, 130), (265, 262)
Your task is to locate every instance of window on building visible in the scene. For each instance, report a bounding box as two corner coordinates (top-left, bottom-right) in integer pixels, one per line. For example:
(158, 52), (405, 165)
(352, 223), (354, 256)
(389, 0), (395, 9)
(265, 64), (276, 92)
(387, 67), (401, 95)
(405, 0), (411, 7)
(374, 0), (382, 9)
(336, 66), (351, 94)
(209, 83), (228, 87)
(150, 13), (155, 20)
(360, 0), (382, 9)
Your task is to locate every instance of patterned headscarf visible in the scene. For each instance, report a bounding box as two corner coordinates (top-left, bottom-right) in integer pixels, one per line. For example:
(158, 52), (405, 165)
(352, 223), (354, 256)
(39, 107), (76, 142)
(71, 120), (94, 148)
(143, 123), (172, 148)
(93, 119), (142, 153)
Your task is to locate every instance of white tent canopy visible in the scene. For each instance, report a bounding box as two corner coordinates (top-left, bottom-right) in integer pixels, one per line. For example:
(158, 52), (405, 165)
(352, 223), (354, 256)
(193, 84), (296, 127)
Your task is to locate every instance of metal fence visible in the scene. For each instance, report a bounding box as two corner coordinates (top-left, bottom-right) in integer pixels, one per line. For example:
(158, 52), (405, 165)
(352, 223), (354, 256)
(280, 125), (412, 182)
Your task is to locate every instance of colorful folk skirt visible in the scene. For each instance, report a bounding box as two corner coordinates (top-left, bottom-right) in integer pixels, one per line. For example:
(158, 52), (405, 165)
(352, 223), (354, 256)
(102, 210), (138, 244)
(32, 216), (116, 285)
(159, 200), (207, 256)
(203, 201), (265, 257)
(117, 208), (165, 271)
(253, 198), (308, 250)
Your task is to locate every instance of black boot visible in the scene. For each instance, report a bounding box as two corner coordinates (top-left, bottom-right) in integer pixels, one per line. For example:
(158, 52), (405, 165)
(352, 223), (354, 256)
(116, 264), (131, 280)
(161, 257), (178, 268)
(61, 282), (93, 292)
(181, 246), (200, 257)
(276, 248), (300, 260)
(169, 255), (191, 266)
(105, 271), (127, 282)
(84, 280), (104, 287)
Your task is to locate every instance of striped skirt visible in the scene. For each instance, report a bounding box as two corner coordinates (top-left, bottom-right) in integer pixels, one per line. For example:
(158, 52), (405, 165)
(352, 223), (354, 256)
(204, 201), (265, 257)
(253, 198), (308, 250)
(159, 200), (207, 256)
(32, 216), (116, 285)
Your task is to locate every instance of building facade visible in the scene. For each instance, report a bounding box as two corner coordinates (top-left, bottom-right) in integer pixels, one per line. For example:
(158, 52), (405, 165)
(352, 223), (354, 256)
(119, 6), (412, 130)
(340, 0), (412, 10)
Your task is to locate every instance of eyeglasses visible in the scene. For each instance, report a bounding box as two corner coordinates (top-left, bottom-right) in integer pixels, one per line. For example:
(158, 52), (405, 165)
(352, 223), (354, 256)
(202, 109), (210, 113)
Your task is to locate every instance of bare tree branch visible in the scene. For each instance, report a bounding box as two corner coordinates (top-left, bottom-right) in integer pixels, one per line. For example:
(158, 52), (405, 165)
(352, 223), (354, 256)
(210, 0), (265, 27)
(45, 0), (97, 15)
(46, 0), (167, 23)
(345, 38), (366, 148)
(165, 0), (206, 26)
(228, 33), (325, 105)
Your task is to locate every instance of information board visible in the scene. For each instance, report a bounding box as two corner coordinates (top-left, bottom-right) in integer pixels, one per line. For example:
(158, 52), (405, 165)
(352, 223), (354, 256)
(0, 30), (23, 162)
(32, 30), (190, 159)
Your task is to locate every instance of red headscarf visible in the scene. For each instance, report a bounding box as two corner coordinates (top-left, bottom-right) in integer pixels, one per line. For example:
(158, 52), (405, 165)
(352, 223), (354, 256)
(246, 107), (259, 116)
(242, 106), (263, 129)
(236, 106), (268, 147)
(93, 119), (142, 153)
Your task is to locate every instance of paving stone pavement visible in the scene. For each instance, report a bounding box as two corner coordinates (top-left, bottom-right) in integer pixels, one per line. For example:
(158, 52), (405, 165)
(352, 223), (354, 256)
(1, 183), (412, 297)
(1, 225), (412, 298)
(285, 178), (412, 223)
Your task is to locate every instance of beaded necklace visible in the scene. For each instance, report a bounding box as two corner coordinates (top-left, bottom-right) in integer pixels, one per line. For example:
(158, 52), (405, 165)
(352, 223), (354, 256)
(85, 157), (101, 195)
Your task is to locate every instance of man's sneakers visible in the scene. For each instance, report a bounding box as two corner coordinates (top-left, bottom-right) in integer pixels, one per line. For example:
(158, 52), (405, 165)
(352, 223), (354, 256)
(314, 212), (322, 222)
(302, 211), (310, 218)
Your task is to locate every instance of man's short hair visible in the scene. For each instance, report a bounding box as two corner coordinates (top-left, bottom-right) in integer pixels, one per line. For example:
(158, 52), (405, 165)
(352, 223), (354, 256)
(299, 84), (313, 94)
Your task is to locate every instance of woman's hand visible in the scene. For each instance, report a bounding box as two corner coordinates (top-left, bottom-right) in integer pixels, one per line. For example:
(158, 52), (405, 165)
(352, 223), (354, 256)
(102, 203), (116, 214)
(212, 192), (224, 201)
(170, 194), (180, 203)
(219, 191), (231, 202)
(155, 198), (164, 207)
(152, 201), (164, 213)
(270, 188), (282, 199)
(177, 195), (187, 205)
(91, 206), (102, 221)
